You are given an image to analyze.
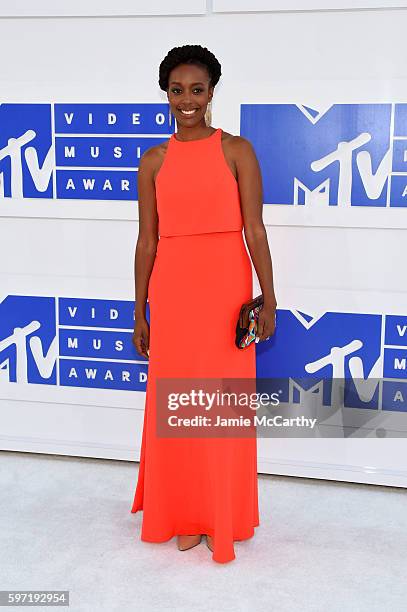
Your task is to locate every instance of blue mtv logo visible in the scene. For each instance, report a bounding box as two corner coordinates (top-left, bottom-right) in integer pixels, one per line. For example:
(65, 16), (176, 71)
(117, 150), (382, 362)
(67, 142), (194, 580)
(0, 103), (172, 201)
(241, 103), (407, 208)
(256, 309), (407, 412)
(0, 295), (148, 390)
(0, 104), (53, 198)
(0, 295), (57, 384)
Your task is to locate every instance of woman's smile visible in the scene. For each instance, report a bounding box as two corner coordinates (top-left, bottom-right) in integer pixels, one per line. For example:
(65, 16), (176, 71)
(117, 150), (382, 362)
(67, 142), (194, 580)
(178, 108), (199, 116)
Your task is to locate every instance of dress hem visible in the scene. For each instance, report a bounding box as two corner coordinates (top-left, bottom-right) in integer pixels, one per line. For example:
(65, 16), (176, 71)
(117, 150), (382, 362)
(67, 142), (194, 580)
(131, 505), (260, 564)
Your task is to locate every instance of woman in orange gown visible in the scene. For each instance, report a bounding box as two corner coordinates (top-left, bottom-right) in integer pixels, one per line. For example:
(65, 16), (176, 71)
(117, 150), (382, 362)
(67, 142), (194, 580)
(131, 45), (277, 563)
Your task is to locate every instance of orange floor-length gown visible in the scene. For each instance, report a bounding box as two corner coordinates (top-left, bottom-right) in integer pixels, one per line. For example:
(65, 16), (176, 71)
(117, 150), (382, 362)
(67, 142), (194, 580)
(131, 127), (259, 563)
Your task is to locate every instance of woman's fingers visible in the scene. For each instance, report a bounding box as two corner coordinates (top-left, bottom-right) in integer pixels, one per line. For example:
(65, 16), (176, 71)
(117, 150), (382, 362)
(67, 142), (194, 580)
(132, 323), (150, 359)
(256, 310), (276, 342)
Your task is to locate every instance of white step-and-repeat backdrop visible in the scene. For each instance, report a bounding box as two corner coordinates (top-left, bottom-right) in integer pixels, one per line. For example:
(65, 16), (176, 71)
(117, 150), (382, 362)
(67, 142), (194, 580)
(1, 0), (406, 487)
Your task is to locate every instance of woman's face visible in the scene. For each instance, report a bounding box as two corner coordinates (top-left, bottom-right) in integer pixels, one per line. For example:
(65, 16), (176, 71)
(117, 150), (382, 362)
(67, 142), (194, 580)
(167, 63), (213, 127)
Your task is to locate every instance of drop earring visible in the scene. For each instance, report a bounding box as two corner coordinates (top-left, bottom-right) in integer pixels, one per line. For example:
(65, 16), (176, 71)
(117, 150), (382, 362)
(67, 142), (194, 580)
(205, 101), (212, 127)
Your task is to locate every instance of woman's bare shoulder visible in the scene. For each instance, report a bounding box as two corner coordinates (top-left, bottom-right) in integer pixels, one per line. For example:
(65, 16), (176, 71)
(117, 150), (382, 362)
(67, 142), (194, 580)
(220, 132), (256, 173)
(140, 139), (169, 162)
(221, 130), (254, 150)
(139, 139), (170, 178)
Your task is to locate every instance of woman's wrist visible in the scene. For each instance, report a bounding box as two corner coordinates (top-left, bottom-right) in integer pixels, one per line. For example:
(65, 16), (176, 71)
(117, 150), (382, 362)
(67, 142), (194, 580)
(263, 296), (277, 309)
(135, 302), (147, 320)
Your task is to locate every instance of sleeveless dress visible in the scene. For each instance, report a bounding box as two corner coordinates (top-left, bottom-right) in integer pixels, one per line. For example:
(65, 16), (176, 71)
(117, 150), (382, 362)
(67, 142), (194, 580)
(131, 127), (259, 563)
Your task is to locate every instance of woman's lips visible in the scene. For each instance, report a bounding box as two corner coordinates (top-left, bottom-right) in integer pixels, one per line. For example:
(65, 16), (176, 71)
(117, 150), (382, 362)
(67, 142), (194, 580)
(179, 109), (199, 116)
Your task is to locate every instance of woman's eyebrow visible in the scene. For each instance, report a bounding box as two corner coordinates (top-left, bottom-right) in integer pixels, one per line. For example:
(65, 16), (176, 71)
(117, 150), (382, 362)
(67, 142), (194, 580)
(169, 81), (205, 86)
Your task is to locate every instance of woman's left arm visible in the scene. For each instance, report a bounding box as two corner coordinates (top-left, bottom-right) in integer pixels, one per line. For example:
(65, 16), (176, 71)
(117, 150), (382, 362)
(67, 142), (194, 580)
(234, 136), (277, 341)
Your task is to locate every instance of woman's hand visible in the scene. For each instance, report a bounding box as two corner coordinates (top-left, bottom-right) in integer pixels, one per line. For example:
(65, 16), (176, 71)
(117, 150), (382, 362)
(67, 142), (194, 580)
(132, 316), (150, 359)
(256, 303), (277, 343)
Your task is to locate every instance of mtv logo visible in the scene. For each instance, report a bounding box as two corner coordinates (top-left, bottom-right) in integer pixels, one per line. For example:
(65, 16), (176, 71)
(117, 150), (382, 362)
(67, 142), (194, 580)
(0, 295), (57, 384)
(256, 309), (384, 410)
(0, 104), (53, 199)
(0, 294), (149, 391)
(242, 103), (406, 208)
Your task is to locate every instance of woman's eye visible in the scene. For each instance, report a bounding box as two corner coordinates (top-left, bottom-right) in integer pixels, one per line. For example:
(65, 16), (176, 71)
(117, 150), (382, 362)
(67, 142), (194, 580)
(171, 88), (203, 94)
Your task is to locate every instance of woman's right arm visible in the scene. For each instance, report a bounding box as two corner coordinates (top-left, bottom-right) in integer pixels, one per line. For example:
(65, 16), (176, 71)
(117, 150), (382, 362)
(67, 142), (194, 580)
(133, 148), (159, 358)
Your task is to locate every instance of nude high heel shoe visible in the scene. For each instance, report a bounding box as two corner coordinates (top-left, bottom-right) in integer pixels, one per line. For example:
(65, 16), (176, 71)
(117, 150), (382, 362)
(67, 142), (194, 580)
(177, 534), (202, 551)
(206, 534), (213, 552)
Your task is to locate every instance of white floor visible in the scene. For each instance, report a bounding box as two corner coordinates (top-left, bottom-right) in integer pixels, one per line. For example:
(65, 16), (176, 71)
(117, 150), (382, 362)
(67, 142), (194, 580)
(1, 450), (406, 612)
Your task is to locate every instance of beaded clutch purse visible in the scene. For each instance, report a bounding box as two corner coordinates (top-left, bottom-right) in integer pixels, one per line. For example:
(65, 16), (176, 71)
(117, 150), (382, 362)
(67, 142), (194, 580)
(235, 294), (264, 349)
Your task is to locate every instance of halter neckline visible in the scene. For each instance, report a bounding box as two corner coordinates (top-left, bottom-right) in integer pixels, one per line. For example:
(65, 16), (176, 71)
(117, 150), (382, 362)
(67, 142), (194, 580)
(171, 128), (220, 143)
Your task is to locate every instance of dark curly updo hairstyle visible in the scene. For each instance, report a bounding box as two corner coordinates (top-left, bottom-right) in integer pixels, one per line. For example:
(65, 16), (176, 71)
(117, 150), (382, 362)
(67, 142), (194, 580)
(159, 44), (222, 92)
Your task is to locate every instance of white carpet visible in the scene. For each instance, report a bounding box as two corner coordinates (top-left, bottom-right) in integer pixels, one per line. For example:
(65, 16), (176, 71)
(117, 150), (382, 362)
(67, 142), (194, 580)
(1, 450), (406, 612)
